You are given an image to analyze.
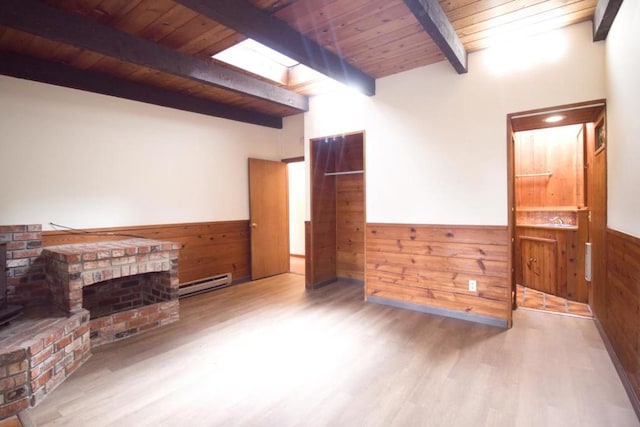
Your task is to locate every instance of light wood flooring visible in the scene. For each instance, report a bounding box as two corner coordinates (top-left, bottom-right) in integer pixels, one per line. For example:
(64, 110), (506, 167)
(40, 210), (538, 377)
(289, 255), (305, 276)
(29, 274), (639, 427)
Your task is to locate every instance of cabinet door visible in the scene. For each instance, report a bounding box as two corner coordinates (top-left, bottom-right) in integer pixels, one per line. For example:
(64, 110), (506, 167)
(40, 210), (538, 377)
(520, 236), (557, 295)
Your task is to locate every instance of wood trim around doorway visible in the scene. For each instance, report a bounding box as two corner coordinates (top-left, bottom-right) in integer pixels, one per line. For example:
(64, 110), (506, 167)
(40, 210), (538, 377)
(506, 100), (606, 324)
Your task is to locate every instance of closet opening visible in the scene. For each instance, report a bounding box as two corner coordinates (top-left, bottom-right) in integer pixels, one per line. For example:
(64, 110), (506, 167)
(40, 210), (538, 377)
(307, 131), (366, 290)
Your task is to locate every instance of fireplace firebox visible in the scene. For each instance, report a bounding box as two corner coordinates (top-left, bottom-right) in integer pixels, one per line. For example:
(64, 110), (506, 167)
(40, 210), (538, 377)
(0, 243), (23, 326)
(42, 238), (180, 346)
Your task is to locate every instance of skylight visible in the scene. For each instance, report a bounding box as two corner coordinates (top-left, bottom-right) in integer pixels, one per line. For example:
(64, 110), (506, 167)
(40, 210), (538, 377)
(212, 38), (346, 95)
(212, 39), (299, 85)
(239, 39), (299, 68)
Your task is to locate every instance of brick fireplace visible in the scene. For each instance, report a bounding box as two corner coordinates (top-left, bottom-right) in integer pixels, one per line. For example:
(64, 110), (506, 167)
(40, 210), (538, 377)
(42, 238), (180, 347)
(0, 225), (89, 419)
(0, 227), (180, 420)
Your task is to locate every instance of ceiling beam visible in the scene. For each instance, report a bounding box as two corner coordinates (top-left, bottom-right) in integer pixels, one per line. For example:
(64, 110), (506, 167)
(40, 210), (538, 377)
(0, 52), (283, 129)
(403, 0), (468, 74)
(174, 0), (376, 96)
(0, 0), (307, 112)
(593, 0), (623, 41)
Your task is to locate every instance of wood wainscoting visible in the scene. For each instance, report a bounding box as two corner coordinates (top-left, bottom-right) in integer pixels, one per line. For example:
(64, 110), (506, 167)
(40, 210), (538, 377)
(42, 221), (250, 284)
(604, 228), (640, 409)
(366, 223), (511, 326)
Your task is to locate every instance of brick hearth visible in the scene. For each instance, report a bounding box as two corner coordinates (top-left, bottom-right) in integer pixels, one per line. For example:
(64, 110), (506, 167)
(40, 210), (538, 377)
(0, 225), (90, 420)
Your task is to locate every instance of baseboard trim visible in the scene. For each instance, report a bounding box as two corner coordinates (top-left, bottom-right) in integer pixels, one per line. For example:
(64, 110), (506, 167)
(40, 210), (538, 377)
(594, 316), (640, 420)
(232, 275), (251, 285)
(336, 277), (364, 286)
(367, 295), (508, 329)
(306, 278), (336, 290)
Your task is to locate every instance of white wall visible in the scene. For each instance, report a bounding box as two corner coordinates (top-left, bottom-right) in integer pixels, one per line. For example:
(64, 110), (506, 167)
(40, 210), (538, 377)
(605, 0), (640, 238)
(279, 114), (305, 159)
(288, 162), (305, 255)
(305, 21), (605, 225)
(0, 76), (302, 229)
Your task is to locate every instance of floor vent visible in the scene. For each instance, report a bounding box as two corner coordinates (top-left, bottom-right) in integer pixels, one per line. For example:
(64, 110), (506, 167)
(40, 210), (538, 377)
(178, 273), (232, 298)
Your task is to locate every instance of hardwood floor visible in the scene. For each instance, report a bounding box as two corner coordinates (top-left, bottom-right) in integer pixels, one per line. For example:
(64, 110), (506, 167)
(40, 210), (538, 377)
(29, 274), (638, 427)
(289, 255), (305, 275)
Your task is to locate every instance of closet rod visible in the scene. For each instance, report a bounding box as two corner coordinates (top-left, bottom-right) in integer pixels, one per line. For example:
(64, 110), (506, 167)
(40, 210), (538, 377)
(324, 170), (364, 176)
(515, 172), (552, 178)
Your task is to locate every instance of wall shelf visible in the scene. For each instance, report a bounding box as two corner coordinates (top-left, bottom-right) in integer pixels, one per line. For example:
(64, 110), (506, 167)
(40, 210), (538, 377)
(324, 170), (364, 176)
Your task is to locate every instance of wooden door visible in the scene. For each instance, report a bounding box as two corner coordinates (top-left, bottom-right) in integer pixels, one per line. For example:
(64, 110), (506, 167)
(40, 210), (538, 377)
(588, 117), (607, 319)
(248, 158), (289, 280)
(520, 236), (557, 295)
(508, 129), (516, 316)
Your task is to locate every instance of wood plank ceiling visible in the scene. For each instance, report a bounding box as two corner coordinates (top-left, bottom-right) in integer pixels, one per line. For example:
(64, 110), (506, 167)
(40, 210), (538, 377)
(0, 0), (603, 128)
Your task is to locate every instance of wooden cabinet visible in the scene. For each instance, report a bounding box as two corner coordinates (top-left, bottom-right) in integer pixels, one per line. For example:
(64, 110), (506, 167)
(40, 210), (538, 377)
(516, 215), (588, 303)
(520, 236), (557, 295)
(515, 125), (585, 209)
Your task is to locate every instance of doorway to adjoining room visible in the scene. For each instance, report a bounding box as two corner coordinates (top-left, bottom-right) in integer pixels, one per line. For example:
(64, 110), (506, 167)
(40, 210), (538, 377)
(508, 101), (606, 319)
(287, 160), (306, 276)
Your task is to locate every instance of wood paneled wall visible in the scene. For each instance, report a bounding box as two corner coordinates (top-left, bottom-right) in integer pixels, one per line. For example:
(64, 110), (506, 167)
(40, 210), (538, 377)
(335, 134), (365, 281)
(604, 228), (640, 406)
(304, 221), (313, 285)
(309, 139), (337, 287)
(366, 224), (511, 323)
(515, 124), (585, 209)
(43, 221), (250, 284)
(336, 174), (364, 280)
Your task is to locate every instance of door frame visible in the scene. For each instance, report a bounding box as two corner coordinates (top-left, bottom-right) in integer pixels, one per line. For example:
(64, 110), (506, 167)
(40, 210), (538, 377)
(506, 100), (606, 325)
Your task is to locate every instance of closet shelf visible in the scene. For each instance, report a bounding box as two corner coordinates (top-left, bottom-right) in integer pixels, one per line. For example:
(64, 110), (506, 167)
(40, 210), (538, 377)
(324, 170), (364, 176)
(515, 172), (553, 178)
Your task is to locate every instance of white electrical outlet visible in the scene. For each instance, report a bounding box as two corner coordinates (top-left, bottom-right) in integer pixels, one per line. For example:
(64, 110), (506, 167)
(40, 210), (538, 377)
(468, 279), (477, 292)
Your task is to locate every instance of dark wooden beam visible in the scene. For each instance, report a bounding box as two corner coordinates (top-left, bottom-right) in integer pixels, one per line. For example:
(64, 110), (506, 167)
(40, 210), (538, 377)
(0, 51), (283, 129)
(593, 0), (624, 41)
(174, 0), (376, 96)
(0, 0), (307, 111)
(403, 0), (468, 74)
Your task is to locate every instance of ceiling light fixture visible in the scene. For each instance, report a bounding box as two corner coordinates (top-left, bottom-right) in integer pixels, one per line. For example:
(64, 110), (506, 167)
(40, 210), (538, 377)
(544, 115), (565, 123)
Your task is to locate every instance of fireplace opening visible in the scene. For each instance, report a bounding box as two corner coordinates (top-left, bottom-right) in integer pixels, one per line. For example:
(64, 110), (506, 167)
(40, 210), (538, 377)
(42, 238), (180, 346)
(0, 243), (23, 326)
(82, 272), (172, 319)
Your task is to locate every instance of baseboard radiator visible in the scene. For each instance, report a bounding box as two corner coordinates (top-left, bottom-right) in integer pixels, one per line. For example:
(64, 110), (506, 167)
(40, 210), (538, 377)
(178, 273), (233, 298)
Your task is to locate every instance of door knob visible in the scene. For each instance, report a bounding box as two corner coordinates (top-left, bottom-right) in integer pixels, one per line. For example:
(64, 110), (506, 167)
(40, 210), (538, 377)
(251, 222), (258, 228)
